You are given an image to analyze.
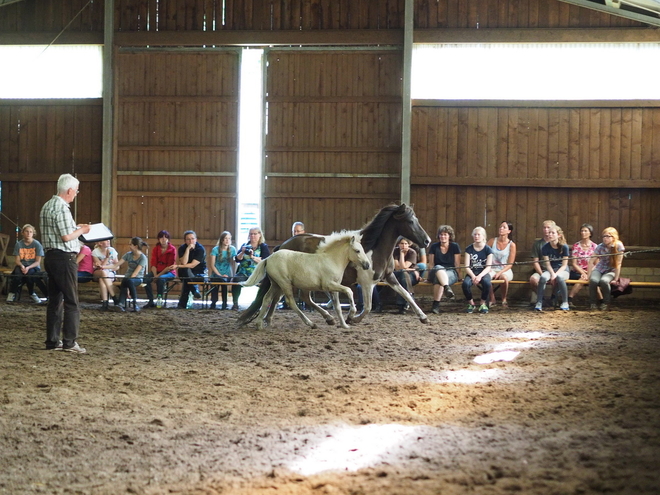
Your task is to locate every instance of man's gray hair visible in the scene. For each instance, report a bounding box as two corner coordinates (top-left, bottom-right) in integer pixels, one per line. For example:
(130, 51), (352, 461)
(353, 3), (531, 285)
(57, 174), (79, 194)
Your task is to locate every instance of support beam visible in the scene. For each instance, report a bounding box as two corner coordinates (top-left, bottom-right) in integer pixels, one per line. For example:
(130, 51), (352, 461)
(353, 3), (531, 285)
(101, 0), (113, 227)
(400, 0), (413, 205)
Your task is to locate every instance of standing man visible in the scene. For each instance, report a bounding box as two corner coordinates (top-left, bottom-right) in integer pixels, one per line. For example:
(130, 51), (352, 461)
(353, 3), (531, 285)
(40, 174), (91, 353)
(169, 230), (206, 309)
(529, 219), (557, 306)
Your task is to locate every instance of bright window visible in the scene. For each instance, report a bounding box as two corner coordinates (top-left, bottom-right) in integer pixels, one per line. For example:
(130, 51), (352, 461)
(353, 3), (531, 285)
(413, 43), (660, 100)
(0, 45), (102, 98)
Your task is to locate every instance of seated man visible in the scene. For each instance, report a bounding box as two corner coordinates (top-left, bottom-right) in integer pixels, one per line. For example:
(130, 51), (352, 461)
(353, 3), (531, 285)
(169, 230), (206, 309)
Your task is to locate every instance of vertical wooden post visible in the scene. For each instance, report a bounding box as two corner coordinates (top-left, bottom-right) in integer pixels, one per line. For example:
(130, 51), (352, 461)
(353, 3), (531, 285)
(102, 0), (114, 227)
(400, 0), (413, 205)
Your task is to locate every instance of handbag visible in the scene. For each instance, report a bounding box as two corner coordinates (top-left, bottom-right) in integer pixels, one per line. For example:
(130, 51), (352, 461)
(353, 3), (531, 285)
(611, 277), (633, 298)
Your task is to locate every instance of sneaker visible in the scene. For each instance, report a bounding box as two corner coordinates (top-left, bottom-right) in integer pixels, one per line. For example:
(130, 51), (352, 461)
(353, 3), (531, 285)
(6, 292), (15, 303)
(48, 340), (63, 350)
(112, 295), (120, 306)
(590, 304), (598, 311)
(478, 303), (489, 314)
(444, 286), (455, 301)
(63, 343), (86, 354)
(143, 301), (156, 309)
(231, 304), (239, 311)
(465, 304), (475, 314)
(560, 302), (570, 311)
(534, 302), (543, 312)
(431, 301), (441, 314)
(192, 289), (202, 300)
(600, 303), (609, 311)
(30, 293), (42, 304)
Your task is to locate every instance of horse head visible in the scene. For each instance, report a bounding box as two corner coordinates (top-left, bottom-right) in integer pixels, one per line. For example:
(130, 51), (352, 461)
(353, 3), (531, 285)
(349, 235), (371, 271)
(393, 204), (431, 250)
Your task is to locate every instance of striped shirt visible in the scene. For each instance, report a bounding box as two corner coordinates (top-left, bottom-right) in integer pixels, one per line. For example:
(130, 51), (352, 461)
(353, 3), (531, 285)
(39, 195), (80, 253)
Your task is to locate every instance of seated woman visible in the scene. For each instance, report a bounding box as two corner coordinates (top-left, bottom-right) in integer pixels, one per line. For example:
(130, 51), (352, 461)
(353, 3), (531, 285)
(535, 225), (570, 312)
(76, 241), (94, 284)
(209, 231), (237, 310)
(6, 224), (48, 303)
(233, 227), (270, 311)
(588, 227), (625, 312)
(114, 237), (148, 312)
(568, 223), (598, 307)
(427, 225), (461, 314)
(462, 227), (494, 314)
(487, 221), (516, 308)
(92, 239), (120, 310)
(143, 230), (177, 308)
(393, 237), (419, 314)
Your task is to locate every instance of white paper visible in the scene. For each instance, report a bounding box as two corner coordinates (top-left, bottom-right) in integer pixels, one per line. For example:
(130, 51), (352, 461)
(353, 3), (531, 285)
(80, 223), (114, 242)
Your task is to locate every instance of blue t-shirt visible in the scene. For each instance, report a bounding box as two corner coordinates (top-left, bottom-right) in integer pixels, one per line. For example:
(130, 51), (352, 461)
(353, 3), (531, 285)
(465, 244), (493, 274)
(541, 242), (569, 271)
(122, 251), (148, 278)
(428, 241), (461, 269)
(211, 245), (237, 276)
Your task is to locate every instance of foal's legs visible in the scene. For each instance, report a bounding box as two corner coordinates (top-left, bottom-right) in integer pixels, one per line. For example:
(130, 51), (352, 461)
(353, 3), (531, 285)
(281, 285), (318, 329)
(300, 290), (336, 325)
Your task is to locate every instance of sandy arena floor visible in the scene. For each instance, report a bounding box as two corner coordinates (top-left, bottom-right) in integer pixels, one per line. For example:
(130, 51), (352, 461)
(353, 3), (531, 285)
(0, 295), (659, 495)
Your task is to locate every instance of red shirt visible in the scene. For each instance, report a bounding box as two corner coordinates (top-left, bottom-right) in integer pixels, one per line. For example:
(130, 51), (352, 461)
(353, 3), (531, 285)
(150, 242), (177, 275)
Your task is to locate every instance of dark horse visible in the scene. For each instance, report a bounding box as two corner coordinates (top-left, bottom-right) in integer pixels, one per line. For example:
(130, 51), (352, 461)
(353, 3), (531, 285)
(237, 204), (432, 327)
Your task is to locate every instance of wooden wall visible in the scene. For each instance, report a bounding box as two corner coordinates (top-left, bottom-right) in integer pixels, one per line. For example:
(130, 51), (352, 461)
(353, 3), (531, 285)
(415, 0), (644, 28)
(109, 0), (644, 32)
(264, 49), (402, 243)
(0, 0), (104, 33)
(0, 101), (102, 238)
(411, 105), (660, 250)
(0, 0), (656, 254)
(114, 50), (240, 247)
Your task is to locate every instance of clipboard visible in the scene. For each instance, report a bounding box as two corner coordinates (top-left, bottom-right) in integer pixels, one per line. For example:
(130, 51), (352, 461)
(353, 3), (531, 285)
(80, 223), (114, 243)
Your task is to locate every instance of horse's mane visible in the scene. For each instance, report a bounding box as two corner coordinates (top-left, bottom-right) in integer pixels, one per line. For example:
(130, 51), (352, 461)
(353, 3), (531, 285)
(360, 204), (412, 252)
(317, 230), (360, 252)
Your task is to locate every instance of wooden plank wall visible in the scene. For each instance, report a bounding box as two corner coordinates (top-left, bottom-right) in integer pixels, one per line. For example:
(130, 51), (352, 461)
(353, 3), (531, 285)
(114, 50), (240, 247)
(0, 0), (105, 32)
(108, 0), (644, 32)
(415, 0), (645, 28)
(264, 50), (402, 243)
(411, 106), (660, 250)
(0, 101), (102, 239)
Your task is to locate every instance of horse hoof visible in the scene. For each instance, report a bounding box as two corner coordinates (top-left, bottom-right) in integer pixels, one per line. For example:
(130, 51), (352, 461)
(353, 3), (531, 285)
(310, 324), (318, 329)
(420, 316), (430, 324)
(325, 319), (336, 326)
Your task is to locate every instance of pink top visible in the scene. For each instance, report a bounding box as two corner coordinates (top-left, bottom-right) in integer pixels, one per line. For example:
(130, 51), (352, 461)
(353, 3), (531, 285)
(78, 245), (94, 273)
(571, 240), (597, 272)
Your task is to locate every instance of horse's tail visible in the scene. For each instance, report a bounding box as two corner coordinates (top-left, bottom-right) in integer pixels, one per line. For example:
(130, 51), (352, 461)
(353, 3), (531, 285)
(237, 276), (272, 327)
(243, 260), (267, 287)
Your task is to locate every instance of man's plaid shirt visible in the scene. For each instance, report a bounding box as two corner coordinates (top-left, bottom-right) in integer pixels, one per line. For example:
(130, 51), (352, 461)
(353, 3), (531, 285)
(39, 195), (79, 253)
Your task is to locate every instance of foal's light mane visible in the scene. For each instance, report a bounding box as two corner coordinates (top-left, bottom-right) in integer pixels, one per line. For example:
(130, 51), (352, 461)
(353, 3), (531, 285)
(317, 230), (361, 253)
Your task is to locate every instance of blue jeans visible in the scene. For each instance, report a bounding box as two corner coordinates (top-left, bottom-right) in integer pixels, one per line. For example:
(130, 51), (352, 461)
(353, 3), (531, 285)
(143, 271), (175, 302)
(462, 273), (491, 302)
(394, 270), (419, 306)
(119, 277), (144, 306)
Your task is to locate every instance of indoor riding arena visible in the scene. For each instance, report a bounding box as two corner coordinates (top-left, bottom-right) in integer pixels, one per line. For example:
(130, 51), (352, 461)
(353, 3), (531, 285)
(1, 1), (659, 494)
